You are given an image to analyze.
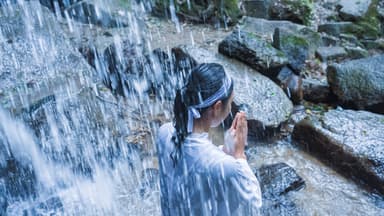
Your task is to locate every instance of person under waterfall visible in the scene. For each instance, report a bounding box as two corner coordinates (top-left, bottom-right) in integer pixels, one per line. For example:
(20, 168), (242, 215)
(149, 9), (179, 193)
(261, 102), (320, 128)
(156, 63), (262, 215)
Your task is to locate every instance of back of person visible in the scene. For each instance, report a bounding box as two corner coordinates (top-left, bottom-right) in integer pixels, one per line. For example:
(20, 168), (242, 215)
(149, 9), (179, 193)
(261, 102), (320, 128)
(156, 63), (262, 216)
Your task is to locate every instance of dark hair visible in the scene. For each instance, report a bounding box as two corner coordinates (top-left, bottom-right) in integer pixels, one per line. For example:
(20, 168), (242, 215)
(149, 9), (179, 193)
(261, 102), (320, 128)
(171, 63), (234, 166)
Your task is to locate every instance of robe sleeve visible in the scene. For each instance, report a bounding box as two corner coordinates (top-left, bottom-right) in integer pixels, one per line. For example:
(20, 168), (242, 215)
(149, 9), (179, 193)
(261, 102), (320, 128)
(226, 158), (262, 214)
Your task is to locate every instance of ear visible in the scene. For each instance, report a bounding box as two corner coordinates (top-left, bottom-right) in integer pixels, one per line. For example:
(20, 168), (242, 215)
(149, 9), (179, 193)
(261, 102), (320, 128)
(212, 100), (223, 115)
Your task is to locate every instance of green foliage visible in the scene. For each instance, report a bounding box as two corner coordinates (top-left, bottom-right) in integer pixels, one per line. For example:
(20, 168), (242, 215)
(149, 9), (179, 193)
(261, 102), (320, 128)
(152, 0), (242, 25)
(345, 0), (382, 39)
(281, 0), (314, 25)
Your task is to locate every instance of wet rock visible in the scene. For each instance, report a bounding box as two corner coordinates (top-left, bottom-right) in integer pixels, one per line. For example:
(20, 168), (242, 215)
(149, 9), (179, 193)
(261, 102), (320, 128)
(302, 78), (334, 103)
(140, 168), (160, 198)
(339, 34), (364, 47)
(255, 163), (305, 198)
(103, 41), (173, 97)
(321, 35), (340, 47)
(318, 22), (355, 37)
(277, 67), (303, 105)
(344, 46), (369, 59)
(3, 159), (37, 199)
(7, 196), (64, 215)
(260, 196), (300, 216)
(218, 30), (288, 79)
(0, 180), (7, 215)
(78, 44), (99, 69)
(242, 0), (269, 18)
(361, 38), (384, 50)
(239, 17), (306, 38)
(151, 0), (242, 26)
(273, 28), (310, 73)
(315, 46), (347, 62)
(39, 0), (127, 28)
(268, 0), (313, 25)
(337, 0), (372, 21)
(327, 54), (384, 113)
(292, 109), (384, 195)
(0, 1), (94, 114)
(254, 163), (305, 216)
(172, 45), (293, 138)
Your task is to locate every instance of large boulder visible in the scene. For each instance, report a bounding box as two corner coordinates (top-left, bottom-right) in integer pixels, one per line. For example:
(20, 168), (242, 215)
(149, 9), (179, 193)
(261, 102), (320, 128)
(238, 17), (322, 66)
(333, 0), (382, 39)
(268, 0), (313, 25)
(318, 22), (355, 37)
(272, 28), (310, 73)
(243, 0), (313, 25)
(327, 54), (384, 114)
(0, 1), (94, 199)
(239, 16), (306, 38)
(302, 78), (334, 103)
(337, 0), (372, 21)
(218, 30), (288, 79)
(151, 0), (243, 26)
(0, 1), (94, 114)
(172, 45), (293, 138)
(292, 109), (384, 195)
(39, 0), (128, 27)
(315, 46), (347, 62)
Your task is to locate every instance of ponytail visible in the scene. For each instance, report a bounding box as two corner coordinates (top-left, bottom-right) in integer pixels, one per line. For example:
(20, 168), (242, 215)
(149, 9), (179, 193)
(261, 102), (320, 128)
(170, 63), (233, 166)
(171, 89), (189, 166)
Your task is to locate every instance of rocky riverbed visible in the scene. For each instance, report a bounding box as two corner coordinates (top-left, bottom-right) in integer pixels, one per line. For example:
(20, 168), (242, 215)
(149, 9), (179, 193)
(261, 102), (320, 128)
(0, 0), (383, 215)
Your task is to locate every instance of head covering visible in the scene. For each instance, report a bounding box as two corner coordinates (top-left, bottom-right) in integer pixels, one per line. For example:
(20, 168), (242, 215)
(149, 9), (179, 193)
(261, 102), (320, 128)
(187, 76), (232, 133)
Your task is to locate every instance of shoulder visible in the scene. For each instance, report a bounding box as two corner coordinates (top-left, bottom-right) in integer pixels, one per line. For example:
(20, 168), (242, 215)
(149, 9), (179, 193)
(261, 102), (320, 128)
(158, 122), (174, 140)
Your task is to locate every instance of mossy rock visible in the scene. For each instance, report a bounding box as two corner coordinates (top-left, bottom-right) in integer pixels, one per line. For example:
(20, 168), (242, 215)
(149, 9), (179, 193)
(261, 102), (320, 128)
(151, 0), (242, 26)
(342, 0), (382, 39)
(268, 0), (314, 26)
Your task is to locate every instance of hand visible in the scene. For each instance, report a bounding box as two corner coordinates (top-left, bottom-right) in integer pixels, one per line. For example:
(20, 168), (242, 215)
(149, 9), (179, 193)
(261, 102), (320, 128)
(225, 112), (247, 159)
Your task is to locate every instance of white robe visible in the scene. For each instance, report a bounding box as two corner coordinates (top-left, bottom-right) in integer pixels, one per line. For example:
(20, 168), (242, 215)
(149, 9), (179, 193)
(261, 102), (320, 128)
(156, 123), (262, 216)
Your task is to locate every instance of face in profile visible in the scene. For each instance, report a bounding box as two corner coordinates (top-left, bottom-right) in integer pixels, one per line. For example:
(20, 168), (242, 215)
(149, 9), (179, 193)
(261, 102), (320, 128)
(210, 92), (234, 128)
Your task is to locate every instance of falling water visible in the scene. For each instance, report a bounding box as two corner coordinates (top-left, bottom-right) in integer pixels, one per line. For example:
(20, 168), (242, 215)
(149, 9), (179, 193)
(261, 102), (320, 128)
(1, 0), (383, 215)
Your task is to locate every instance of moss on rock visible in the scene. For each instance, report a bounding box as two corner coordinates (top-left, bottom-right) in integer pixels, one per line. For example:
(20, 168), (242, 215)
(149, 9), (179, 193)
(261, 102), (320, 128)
(152, 0), (242, 26)
(343, 0), (382, 39)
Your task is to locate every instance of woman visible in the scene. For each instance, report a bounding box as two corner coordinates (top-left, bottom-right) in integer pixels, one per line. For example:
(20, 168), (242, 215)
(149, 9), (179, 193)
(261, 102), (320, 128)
(156, 63), (262, 215)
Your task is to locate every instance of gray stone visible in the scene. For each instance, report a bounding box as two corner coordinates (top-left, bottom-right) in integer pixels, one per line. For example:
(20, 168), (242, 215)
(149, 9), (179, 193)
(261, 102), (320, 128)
(292, 109), (384, 195)
(302, 78), (333, 103)
(172, 45), (293, 137)
(218, 30), (288, 79)
(39, 0), (128, 28)
(315, 46), (347, 62)
(344, 46), (369, 59)
(337, 0), (372, 21)
(327, 54), (384, 113)
(318, 22), (355, 37)
(273, 28), (310, 73)
(277, 67), (303, 105)
(267, 0), (313, 25)
(239, 17), (306, 38)
(255, 163), (305, 198)
(254, 162), (305, 216)
(361, 38), (384, 50)
(321, 35), (340, 47)
(339, 34), (363, 47)
(243, 0), (269, 18)
(0, 1), (95, 114)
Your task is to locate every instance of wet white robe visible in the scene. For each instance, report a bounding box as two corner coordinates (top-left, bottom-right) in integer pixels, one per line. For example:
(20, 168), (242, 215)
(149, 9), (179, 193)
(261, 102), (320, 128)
(156, 123), (262, 216)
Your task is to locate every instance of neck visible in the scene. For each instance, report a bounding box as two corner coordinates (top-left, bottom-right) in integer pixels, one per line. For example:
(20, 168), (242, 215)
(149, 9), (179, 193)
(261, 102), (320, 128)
(192, 118), (210, 133)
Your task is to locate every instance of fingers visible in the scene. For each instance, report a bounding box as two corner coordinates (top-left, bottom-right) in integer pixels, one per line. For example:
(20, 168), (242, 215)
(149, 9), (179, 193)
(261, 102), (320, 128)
(230, 112), (239, 130)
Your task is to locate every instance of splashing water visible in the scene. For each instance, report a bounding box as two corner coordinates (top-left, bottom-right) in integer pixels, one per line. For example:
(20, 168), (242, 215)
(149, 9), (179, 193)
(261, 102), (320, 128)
(0, 0), (383, 215)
